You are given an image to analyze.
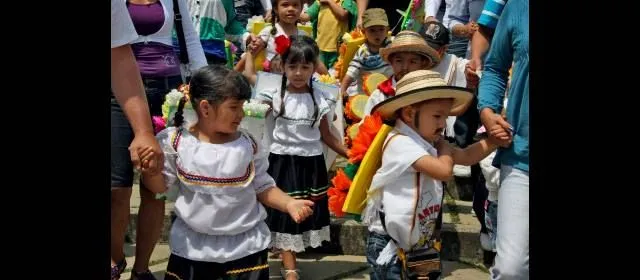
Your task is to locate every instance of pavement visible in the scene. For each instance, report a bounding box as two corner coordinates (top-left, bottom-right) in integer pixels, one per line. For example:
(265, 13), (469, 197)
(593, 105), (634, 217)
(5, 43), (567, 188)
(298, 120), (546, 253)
(122, 182), (489, 279)
(119, 244), (488, 280)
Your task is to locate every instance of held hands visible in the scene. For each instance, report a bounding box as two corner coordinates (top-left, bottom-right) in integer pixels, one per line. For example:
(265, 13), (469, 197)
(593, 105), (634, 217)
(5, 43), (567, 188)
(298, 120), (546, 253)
(135, 146), (162, 175)
(466, 21), (479, 38)
(129, 132), (163, 175)
(286, 199), (315, 223)
(319, 0), (331, 5)
(483, 112), (513, 148)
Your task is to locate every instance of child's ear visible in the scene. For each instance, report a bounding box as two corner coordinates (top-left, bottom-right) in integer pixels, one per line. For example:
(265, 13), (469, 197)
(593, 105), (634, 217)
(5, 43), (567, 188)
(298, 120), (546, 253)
(199, 100), (211, 117)
(400, 106), (415, 125)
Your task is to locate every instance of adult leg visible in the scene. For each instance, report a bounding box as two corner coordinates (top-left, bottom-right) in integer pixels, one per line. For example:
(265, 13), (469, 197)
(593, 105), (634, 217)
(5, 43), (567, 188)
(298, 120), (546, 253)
(490, 166), (529, 280)
(111, 97), (136, 276)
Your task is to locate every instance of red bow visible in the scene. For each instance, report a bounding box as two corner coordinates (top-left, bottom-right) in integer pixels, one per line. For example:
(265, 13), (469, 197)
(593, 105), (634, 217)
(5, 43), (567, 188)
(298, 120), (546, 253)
(377, 77), (396, 97)
(274, 35), (291, 55)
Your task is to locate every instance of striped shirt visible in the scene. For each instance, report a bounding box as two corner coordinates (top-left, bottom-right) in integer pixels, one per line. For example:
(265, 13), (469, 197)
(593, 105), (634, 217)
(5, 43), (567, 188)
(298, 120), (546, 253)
(346, 41), (394, 92)
(477, 0), (508, 29)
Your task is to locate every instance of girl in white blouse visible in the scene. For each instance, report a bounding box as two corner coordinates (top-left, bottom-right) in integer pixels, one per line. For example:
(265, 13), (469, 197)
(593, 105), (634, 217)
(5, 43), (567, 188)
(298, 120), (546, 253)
(256, 35), (347, 280)
(141, 65), (314, 280)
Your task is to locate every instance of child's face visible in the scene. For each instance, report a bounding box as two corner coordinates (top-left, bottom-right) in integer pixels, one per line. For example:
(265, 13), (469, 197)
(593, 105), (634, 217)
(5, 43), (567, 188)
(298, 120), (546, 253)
(364, 25), (389, 47)
(389, 52), (431, 81)
(199, 98), (246, 134)
(284, 61), (315, 90)
(401, 98), (454, 143)
(276, 0), (303, 25)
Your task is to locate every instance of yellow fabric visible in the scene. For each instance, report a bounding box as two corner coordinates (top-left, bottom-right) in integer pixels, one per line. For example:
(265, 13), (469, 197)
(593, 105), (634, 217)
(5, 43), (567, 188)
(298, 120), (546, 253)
(317, 0), (349, 52)
(342, 124), (394, 214)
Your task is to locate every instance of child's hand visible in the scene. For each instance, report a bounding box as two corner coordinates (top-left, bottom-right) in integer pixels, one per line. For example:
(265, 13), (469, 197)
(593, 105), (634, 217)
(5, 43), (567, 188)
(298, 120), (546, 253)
(137, 146), (161, 175)
(487, 123), (513, 148)
(286, 199), (315, 223)
(319, 0), (330, 4)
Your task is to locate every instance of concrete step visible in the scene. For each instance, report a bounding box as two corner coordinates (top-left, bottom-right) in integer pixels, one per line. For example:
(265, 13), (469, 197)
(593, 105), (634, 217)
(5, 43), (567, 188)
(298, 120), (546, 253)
(126, 187), (487, 266)
(117, 244), (487, 280)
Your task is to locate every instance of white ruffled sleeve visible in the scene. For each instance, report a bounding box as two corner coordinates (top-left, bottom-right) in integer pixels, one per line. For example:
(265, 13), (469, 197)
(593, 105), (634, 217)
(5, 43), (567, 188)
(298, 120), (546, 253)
(314, 91), (331, 128)
(250, 134), (276, 194)
(156, 127), (180, 201)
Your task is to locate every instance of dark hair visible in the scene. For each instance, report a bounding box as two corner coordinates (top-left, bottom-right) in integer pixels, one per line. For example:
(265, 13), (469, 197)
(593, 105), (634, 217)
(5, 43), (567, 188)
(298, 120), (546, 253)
(276, 35), (320, 127)
(174, 65), (251, 128)
(270, 0), (303, 35)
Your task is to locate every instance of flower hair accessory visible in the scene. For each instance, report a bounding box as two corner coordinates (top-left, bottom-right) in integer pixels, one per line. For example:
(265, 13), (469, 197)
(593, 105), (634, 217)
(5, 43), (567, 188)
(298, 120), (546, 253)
(274, 35), (291, 55)
(178, 84), (190, 101)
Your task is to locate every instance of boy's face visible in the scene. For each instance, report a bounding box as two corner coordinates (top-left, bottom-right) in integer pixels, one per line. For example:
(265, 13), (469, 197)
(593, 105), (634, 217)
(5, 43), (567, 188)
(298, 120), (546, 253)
(401, 98), (454, 143)
(364, 25), (389, 47)
(389, 52), (431, 81)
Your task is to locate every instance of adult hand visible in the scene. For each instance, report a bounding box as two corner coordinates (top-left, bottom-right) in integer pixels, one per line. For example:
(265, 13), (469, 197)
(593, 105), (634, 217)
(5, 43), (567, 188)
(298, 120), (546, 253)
(129, 131), (163, 175)
(481, 109), (513, 148)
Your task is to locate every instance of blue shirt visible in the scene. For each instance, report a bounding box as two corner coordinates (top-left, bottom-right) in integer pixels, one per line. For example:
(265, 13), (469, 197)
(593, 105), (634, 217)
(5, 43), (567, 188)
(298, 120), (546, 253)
(477, 0), (508, 29)
(477, 0), (528, 172)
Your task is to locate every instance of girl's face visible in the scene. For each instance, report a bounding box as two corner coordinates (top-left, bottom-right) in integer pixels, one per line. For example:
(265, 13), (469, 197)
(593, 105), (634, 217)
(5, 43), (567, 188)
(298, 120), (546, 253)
(276, 0), (303, 25)
(401, 99), (454, 143)
(389, 52), (431, 81)
(198, 98), (246, 134)
(284, 61), (315, 90)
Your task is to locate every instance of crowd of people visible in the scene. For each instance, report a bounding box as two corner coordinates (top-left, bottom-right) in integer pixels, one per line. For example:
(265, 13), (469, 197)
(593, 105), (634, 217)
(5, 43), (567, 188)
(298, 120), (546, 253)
(110, 0), (528, 279)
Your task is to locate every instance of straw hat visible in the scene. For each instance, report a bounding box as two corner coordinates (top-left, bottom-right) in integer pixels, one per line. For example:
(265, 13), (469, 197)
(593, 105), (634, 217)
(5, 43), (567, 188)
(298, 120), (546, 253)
(380, 30), (440, 66)
(372, 70), (473, 119)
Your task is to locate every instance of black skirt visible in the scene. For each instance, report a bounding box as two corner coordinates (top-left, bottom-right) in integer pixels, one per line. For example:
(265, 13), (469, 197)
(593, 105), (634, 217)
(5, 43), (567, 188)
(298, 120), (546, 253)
(266, 153), (331, 251)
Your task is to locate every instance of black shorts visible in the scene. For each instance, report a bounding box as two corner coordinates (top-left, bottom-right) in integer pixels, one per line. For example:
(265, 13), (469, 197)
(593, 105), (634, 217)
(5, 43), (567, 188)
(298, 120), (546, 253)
(110, 75), (182, 188)
(164, 249), (269, 280)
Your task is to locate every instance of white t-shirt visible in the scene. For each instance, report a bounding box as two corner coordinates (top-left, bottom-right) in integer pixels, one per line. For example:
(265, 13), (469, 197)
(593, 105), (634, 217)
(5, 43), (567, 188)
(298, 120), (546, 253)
(111, 0), (138, 48)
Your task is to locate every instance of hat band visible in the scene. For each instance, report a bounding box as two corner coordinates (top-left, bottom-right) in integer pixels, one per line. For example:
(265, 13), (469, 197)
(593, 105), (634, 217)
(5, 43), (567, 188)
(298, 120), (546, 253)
(396, 74), (443, 90)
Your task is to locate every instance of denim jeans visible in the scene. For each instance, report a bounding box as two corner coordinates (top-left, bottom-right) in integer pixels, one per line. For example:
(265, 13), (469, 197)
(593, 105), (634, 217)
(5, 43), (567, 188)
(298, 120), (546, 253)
(366, 232), (402, 280)
(110, 75), (182, 187)
(490, 165), (529, 280)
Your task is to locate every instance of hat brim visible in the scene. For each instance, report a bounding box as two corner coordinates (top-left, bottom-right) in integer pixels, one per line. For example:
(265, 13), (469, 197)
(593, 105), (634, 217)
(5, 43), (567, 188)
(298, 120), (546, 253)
(380, 44), (441, 66)
(372, 86), (474, 119)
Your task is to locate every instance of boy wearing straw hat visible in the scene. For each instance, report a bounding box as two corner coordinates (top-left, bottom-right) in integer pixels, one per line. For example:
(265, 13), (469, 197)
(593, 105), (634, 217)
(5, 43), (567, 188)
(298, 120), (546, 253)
(362, 30), (440, 117)
(361, 70), (508, 280)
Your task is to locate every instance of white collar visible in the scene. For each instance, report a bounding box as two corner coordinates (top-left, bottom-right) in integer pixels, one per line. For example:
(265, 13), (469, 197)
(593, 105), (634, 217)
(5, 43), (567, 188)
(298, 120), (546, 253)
(394, 120), (438, 156)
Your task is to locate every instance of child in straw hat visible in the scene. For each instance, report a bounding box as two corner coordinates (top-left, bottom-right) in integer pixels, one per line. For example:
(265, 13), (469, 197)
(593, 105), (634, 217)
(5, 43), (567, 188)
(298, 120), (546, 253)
(362, 30), (440, 117)
(361, 70), (510, 280)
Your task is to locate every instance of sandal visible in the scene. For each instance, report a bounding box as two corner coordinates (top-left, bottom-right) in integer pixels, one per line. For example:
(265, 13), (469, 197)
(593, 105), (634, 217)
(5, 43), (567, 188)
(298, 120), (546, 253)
(111, 259), (127, 280)
(280, 268), (301, 280)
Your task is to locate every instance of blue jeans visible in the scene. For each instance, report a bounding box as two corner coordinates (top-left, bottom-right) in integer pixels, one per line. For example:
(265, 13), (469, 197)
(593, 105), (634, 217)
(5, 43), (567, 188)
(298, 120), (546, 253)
(366, 232), (402, 280)
(490, 165), (529, 280)
(110, 75), (182, 187)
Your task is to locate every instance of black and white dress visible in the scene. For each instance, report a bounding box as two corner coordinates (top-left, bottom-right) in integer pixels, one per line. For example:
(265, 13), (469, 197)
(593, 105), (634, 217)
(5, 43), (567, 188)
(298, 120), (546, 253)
(256, 87), (332, 252)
